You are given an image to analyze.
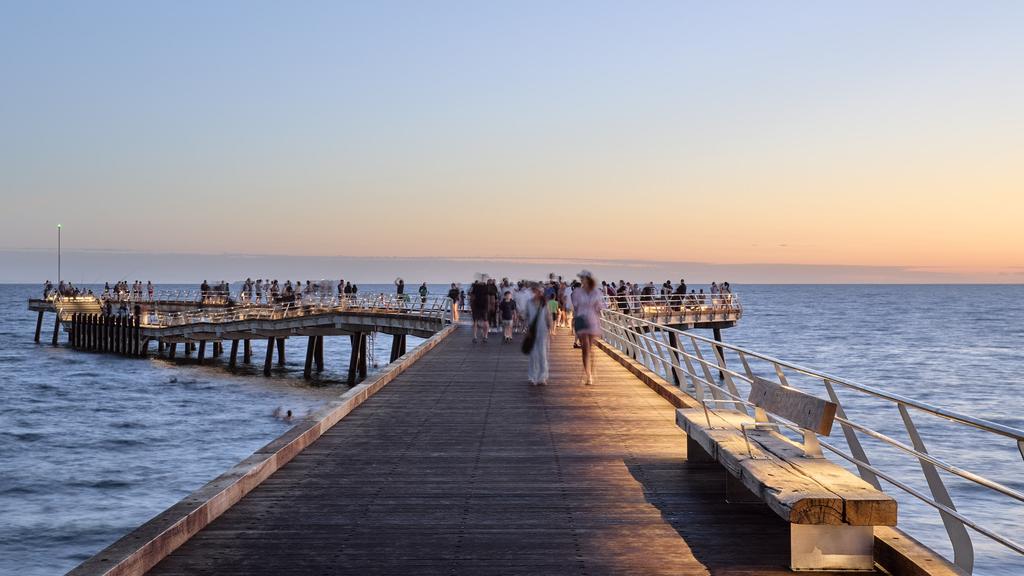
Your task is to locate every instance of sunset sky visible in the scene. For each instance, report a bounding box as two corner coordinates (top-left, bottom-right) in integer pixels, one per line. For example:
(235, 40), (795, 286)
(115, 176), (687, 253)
(1, 2), (1022, 281)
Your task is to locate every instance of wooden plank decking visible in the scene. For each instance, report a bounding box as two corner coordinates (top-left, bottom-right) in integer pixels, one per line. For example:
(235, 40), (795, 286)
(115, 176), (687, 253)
(149, 325), (873, 575)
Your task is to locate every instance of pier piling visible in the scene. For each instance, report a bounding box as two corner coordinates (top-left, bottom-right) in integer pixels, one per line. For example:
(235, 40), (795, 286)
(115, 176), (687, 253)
(229, 340), (239, 368)
(713, 327), (726, 379)
(197, 341), (206, 363)
(243, 339), (251, 364)
(314, 336), (324, 373)
(264, 337), (274, 376)
(276, 338), (286, 366)
(304, 336), (315, 379)
(34, 310), (44, 342)
(51, 313), (60, 346)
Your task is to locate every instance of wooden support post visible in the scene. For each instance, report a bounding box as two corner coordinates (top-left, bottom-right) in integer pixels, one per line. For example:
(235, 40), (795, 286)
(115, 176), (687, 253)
(197, 340), (206, 363)
(276, 337), (286, 366)
(213, 341), (222, 357)
(390, 334), (401, 363)
(713, 327), (726, 380)
(70, 314), (78, 348)
(358, 333), (368, 379)
(158, 340), (165, 355)
(168, 342), (177, 359)
(347, 334), (359, 385)
(51, 312), (60, 346)
(304, 336), (315, 379)
(34, 310), (44, 343)
(398, 334), (406, 357)
(243, 339), (252, 364)
(314, 336), (324, 373)
(118, 316), (125, 355)
(264, 337), (275, 376)
(229, 339), (239, 368)
(86, 315), (93, 350)
(184, 342), (192, 356)
(113, 316), (120, 354)
(140, 337), (150, 357)
(134, 317), (141, 355)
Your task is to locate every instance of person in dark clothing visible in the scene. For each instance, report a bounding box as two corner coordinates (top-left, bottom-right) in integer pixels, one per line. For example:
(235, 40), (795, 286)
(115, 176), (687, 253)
(470, 280), (490, 343)
(447, 283), (461, 322)
(498, 291), (517, 343)
(486, 278), (499, 333)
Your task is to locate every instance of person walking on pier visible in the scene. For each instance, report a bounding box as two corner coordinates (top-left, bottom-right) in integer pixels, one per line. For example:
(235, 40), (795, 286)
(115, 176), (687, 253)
(571, 270), (605, 385)
(470, 279), (490, 343)
(524, 283), (550, 385)
(499, 291), (516, 343)
(447, 283), (461, 322)
(418, 282), (428, 308)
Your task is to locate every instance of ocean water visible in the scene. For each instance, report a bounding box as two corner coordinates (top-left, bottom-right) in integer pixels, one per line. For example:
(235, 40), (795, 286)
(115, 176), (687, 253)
(1, 283), (1021, 575)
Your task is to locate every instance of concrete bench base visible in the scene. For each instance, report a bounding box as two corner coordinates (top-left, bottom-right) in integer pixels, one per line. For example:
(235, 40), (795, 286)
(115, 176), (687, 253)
(792, 524), (874, 571)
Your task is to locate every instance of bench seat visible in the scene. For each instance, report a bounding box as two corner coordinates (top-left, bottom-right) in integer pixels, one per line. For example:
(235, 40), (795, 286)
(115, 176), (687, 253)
(678, 407), (897, 571)
(677, 407), (896, 526)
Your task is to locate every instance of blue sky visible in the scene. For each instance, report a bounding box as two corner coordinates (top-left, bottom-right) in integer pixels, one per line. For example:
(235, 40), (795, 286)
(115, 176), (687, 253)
(1, 2), (1022, 280)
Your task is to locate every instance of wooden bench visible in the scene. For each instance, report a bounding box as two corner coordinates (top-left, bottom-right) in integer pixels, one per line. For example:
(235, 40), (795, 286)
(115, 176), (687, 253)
(677, 376), (897, 571)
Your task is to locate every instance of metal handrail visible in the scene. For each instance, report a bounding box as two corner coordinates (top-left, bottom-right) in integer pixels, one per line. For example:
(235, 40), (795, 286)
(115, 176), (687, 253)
(139, 295), (453, 329)
(602, 294), (742, 323)
(599, 308), (1024, 572)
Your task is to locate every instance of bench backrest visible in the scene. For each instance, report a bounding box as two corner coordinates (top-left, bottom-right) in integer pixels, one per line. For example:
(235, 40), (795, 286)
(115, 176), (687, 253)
(748, 376), (837, 436)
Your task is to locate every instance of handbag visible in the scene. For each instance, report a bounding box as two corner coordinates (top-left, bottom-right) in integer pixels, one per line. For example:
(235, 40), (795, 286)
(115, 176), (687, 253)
(521, 305), (544, 355)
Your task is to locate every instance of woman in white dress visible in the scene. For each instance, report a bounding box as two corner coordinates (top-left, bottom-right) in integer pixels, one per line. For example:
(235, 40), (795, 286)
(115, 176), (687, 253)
(571, 271), (606, 385)
(525, 284), (551, 385)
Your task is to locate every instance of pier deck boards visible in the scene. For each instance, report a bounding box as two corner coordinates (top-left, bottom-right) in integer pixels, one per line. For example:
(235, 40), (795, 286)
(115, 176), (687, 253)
(150, 326), (870, 575)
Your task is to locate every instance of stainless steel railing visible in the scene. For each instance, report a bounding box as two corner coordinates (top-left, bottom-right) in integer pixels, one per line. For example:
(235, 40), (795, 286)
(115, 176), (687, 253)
(603, 294), (742, 323)
(599, 308), (1024, 573)
(139, 295), (453, 328)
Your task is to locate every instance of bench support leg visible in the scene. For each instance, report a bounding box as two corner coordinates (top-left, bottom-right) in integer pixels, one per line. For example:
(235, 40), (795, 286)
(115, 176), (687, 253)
(790, 524), (874, 571)
(686, 434), (715, 464)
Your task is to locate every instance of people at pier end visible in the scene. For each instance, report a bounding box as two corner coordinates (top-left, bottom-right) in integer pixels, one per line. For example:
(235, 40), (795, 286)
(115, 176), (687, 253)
(571, 270), (606, 386)
(418, 282), (429, 307)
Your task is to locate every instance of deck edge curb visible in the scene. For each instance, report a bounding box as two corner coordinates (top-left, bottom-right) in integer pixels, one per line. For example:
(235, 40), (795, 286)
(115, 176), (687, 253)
(595, 338), (697, 409)
(67, 323), (457, 576)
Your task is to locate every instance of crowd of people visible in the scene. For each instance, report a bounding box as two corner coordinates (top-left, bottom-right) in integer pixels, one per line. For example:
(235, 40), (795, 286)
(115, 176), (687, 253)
(457, 274), (732, 387)
(214, 278), (365, 305)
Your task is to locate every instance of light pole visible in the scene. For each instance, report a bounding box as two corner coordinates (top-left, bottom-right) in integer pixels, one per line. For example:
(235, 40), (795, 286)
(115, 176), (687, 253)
(57, 224), (61, 284)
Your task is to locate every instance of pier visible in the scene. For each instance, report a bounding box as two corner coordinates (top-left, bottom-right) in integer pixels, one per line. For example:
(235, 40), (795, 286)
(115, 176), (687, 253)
(29, 290), (1022, 575)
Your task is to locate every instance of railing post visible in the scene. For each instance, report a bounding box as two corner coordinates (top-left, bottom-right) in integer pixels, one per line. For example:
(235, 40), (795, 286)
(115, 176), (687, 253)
(823, 379), (881, 490)
(898, 404), (974, 572)
(666, 331), (684, 387)
(689, 336), (725, 404)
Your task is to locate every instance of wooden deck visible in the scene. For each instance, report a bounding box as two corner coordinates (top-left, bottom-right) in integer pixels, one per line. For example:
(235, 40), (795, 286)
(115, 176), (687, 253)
(149, 325), (873, 575)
